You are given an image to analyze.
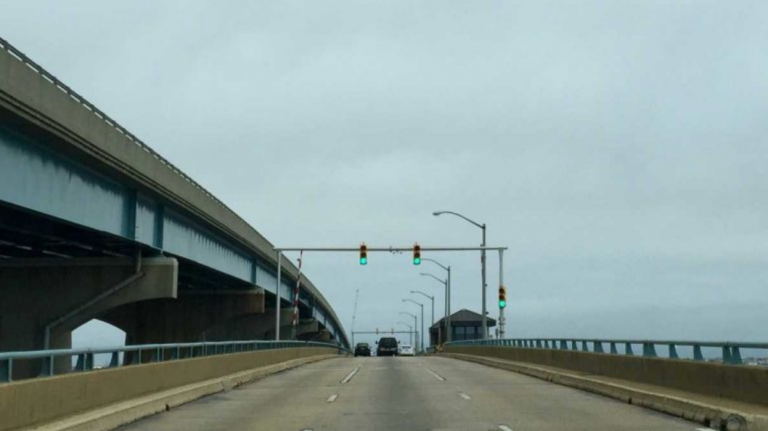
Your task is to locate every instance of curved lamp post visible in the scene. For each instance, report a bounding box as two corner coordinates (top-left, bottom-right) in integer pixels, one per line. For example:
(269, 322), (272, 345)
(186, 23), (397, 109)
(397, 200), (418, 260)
(397, 321), (413, 346)
(411, 290), (434, 346)
(420, 257), (452, 343)
(399, 311), (419, 353)
(420, 272), (450, 343)
(433, 210), (487, 339)
(402, 299), (424, 353)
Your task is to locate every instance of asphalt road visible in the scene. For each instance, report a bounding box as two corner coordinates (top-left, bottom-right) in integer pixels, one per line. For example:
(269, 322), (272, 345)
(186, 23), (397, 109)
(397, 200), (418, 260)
(119, 356), (710, 431)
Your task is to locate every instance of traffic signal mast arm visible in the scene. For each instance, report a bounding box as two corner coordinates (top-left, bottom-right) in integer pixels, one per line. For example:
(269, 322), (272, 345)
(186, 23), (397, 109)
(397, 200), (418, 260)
(276, 246), (508, 252)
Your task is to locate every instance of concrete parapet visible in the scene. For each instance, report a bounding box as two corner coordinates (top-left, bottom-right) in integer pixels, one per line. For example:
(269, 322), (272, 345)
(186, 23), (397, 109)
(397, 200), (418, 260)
(443, 346), (768, 407)
(0, 347), (338, 431)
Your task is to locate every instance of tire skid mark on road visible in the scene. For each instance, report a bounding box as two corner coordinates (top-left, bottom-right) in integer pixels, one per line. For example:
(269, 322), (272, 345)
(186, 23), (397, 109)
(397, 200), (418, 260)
(426, 368), (446, 381)
(340, 367), (359, 384)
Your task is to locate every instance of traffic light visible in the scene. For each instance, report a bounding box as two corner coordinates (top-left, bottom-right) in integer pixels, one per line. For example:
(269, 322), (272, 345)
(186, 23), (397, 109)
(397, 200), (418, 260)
(359, 243), (368, 265)
(413, 243), (421, 265)
(498, 286), (507, 308)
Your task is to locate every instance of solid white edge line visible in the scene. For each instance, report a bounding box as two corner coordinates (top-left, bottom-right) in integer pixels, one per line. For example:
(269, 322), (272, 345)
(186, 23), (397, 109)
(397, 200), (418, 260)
(498, 426), (514, 431)
(340, 368), (359, 384)
(459, 392), (471, 400)
(327, 394), (338, 403)
(426, 368), (446, 381)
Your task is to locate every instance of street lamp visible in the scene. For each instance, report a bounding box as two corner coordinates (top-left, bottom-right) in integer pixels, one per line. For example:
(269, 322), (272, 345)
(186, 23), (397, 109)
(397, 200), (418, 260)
(399, 312), (418, 353)
(420, 272), (450, 343)
(397, 321), (413, 346)
(420, 257), (452, 343)
(411, 291), (434, 346)
(402, 299), (424, 353)
(433, 210), (488, 339)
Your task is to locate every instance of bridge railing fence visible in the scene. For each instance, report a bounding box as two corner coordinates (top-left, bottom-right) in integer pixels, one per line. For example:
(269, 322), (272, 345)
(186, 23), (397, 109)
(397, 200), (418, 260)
(0, 340), (349, 383)
(443, 338), (768, 366)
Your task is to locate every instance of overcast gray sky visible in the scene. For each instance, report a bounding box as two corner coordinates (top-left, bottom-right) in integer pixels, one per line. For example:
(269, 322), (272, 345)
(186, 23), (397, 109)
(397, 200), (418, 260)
(2, 1), (767, 348)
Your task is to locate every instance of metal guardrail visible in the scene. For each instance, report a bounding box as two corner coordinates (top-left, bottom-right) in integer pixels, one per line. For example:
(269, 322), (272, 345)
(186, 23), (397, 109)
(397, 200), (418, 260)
(0, 340), (348, 383)
(444, 338), (768, 366)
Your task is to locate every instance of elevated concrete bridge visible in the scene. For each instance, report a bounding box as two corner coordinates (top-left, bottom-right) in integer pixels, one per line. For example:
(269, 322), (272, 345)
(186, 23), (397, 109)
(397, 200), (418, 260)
(0, 37), (348, 375)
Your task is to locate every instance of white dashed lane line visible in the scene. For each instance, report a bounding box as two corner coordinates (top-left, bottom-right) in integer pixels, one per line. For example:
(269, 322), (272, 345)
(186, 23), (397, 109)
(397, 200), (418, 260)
(498, 426), (513, 431)
(326, 394), (338, 403)
(425, 368), (446, 381)
(340, 368), (359, 384)
(458, 392), (472, 400)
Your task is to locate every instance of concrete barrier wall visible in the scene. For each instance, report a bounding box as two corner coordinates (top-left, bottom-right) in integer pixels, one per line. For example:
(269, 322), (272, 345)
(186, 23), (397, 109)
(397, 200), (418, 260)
(0, 347), (337, 431)
(444, 346), (768, 407)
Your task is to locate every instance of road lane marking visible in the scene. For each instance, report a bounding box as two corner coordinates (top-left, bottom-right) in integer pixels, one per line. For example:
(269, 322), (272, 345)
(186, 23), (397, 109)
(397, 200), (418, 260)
(327, 394), (338, 403)
(696, 429), (716, 431)
(340, 368), (359, 384)
(426, 368), (446, 381)
(498, 426), (513, 431)
(458, 392), (471, 400)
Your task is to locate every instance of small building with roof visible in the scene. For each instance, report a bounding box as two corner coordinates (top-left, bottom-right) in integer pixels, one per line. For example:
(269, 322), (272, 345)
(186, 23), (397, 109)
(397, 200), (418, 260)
(429, 309), (496, 346)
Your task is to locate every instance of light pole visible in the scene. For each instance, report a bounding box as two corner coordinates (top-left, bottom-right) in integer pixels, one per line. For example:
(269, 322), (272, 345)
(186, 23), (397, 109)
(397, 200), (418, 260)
(399, 312), (418, 353)
(433, 210), (488, 339)
(421, 272), (450, 343)
(411, 291), (434, 346)
(402, 299), (424, 353)
(421, 257), (452, 343)
(397, 321), (413, 346)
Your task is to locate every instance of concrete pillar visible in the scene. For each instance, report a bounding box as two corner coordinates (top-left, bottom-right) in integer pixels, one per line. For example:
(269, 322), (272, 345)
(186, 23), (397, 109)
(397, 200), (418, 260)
(100, 290), (266, 358)
(258, 308), (296, 341)
(0, 257), (178, 378)
(296, 318), (319, 336)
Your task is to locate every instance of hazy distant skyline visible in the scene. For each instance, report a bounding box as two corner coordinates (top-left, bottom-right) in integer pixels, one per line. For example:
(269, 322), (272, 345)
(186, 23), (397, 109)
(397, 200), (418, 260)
(1, 1), (766, 348)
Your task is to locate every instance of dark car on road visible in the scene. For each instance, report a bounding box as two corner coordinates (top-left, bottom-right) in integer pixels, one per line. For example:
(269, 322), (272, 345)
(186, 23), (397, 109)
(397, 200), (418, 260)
(354, 343), (371, 357)
(376, 337), (399, 357)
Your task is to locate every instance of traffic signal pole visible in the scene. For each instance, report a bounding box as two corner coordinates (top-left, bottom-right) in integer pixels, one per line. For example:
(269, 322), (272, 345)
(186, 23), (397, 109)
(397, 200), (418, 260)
(498, 249), (505, 339)
(275, 250), (282, 341)
(273, 245), (509, 344)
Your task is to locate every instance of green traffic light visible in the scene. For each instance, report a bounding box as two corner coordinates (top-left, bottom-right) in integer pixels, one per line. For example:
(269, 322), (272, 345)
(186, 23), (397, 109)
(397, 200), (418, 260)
(499, 300), (506, 308)
(413, 257), (421, 265)
(360, 257), (367, 265)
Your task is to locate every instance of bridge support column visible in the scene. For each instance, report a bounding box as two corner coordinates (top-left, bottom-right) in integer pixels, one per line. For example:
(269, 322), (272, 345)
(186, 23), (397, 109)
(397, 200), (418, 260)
(296, 318), (319, 336)
(100, 290), (265, 355)
(260, 308), (296, 340)
(0, 257), (178, 378)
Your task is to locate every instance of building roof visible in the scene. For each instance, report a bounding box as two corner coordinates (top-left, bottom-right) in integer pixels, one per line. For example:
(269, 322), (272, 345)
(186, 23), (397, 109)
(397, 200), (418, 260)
(430, 309), (497, 329)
